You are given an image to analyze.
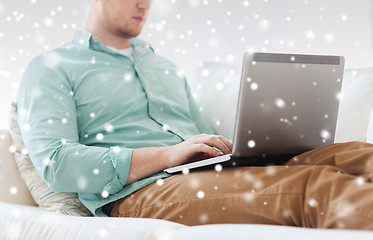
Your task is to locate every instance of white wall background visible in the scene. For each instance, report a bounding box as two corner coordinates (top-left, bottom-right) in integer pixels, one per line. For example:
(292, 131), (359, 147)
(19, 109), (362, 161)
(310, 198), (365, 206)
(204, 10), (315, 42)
(0, 0), (372, 129)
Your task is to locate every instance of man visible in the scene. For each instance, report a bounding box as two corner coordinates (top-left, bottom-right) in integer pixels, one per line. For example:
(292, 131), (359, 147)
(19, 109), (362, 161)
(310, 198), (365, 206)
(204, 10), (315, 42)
(16, 0), (373, 229)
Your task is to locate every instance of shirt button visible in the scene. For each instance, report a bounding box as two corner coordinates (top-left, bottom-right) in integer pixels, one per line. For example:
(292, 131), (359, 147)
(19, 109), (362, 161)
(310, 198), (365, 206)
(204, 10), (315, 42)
(148, 91), (153, 96)
(157, 117), (162, 122)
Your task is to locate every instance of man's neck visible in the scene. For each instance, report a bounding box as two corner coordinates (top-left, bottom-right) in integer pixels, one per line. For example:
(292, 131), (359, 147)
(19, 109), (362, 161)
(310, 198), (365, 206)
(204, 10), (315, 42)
(85, 26), (131, 49)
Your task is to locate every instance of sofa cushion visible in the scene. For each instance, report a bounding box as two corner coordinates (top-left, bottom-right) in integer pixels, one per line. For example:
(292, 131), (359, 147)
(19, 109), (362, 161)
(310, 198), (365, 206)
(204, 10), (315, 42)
(8, 101), (92, 216)
(0, 201), (186, 240)
(158, 223), (373, 240)
(191, 63), (373, 143)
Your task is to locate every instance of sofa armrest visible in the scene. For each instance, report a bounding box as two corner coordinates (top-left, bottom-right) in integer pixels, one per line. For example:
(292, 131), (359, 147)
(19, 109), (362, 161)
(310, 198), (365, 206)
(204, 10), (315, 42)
(0, 129), (37, 206)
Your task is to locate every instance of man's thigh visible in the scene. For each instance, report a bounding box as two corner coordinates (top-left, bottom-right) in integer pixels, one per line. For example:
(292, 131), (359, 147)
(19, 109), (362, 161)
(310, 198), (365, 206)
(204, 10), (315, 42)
(286, 141), (373, 179)
(111, 142), (373, 228)
(111, 165), (319, 226)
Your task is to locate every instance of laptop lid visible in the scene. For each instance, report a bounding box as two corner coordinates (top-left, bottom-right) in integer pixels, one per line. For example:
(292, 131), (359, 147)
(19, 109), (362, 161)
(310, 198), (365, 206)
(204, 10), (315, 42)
(232, 52), (345, 157)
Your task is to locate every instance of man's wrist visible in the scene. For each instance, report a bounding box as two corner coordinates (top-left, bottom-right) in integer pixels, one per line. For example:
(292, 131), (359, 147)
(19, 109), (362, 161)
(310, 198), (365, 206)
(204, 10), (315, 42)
(158, 146), (172, 169)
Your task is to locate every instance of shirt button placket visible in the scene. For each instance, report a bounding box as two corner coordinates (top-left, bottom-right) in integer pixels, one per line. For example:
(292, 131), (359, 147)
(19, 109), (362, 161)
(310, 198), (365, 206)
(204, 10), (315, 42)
(136, 66), (161, 124)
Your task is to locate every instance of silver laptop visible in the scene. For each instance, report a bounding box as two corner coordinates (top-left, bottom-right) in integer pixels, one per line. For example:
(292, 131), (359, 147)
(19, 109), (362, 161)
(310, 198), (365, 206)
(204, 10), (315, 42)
(164, 52), (345, 173)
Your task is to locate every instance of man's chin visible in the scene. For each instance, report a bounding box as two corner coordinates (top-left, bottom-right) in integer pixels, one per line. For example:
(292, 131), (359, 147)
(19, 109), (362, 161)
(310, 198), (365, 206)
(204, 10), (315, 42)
(118, 30), (142, 39)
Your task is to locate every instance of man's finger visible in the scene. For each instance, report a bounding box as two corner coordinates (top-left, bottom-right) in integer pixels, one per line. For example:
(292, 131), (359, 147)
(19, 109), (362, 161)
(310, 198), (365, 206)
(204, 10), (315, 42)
(191, 143), (223, 158)
(217, 135), (233, 151)
(201, 136), (232, 155)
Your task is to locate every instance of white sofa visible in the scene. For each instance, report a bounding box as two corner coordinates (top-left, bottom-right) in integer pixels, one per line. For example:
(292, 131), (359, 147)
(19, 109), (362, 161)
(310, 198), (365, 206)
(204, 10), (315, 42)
(2, 64), (373, 239)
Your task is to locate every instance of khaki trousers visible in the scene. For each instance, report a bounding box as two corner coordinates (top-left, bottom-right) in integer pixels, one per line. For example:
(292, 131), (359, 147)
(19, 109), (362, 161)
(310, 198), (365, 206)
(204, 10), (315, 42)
(111, 142), (373, 229)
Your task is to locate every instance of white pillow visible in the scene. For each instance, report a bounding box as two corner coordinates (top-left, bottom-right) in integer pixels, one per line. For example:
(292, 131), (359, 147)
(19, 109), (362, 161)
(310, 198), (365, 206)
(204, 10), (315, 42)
(368, 118), (373, 143)
(191, 62), (373, 143)
(190, 62), (241, 140)
(335, 68), (373, 142)
(363, 70), (373, 143)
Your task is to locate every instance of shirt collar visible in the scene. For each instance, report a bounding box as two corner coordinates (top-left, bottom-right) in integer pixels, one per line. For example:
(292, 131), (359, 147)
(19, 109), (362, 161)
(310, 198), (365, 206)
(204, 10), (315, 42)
(72, 30), (92, 48)
(72, 30), (154, 52)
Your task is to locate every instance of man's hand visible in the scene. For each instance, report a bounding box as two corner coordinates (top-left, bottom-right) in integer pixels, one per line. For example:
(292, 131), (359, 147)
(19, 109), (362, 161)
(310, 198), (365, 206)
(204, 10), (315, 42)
(127, 134), (232, 184)
(163, 134), (233, 168)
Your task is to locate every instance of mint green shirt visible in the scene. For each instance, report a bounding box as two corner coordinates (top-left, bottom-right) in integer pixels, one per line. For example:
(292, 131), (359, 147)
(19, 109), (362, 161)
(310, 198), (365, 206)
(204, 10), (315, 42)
(16, 31), (214, 217)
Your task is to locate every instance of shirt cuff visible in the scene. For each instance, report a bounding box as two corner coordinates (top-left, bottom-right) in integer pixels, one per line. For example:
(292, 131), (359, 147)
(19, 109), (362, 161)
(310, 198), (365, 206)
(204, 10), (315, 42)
(103, 146), (133, 194)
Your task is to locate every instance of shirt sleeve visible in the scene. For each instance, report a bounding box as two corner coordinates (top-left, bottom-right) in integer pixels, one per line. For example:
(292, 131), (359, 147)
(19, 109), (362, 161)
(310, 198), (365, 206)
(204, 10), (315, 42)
(16, 55), (132, 195)
(184, 78), (216, 135)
